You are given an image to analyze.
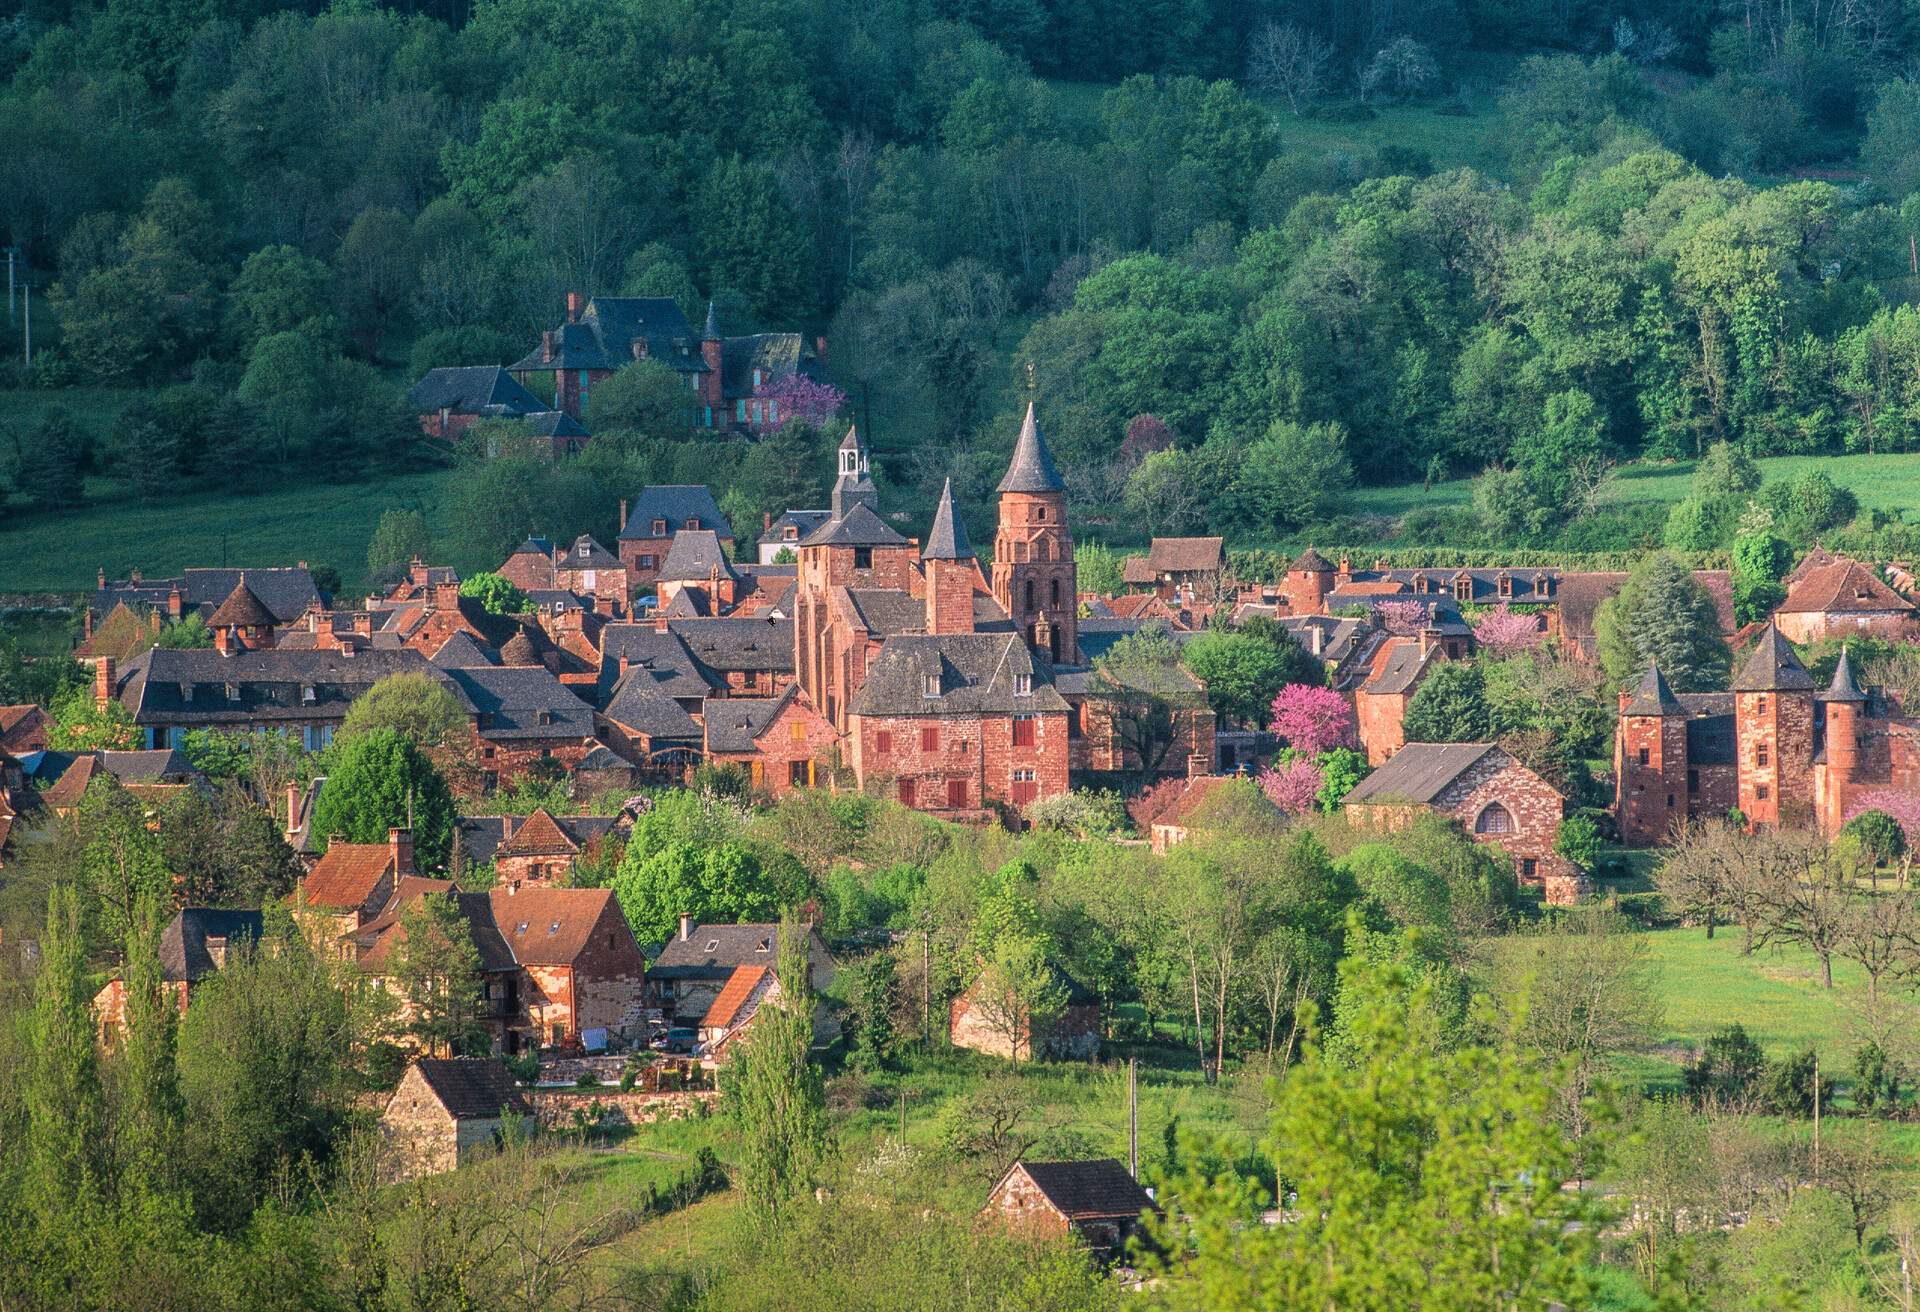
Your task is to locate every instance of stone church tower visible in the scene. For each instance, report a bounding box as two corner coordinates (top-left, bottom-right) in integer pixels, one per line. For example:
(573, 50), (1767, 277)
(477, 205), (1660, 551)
(991, 404), (1076, 665)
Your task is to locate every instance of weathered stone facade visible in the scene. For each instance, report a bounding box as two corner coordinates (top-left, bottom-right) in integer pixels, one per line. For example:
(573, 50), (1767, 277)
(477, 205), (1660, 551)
(950, 986), (1099, 1062)
(851, 708), (1070, 816)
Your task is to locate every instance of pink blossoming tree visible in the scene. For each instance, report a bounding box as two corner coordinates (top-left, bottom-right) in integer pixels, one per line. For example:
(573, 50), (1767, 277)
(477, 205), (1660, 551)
(1269, 683), (1357, 754)
(1259, 755), (1322, 815)
(1472, 603), (1544, 658)
(754, 374), (847, 430)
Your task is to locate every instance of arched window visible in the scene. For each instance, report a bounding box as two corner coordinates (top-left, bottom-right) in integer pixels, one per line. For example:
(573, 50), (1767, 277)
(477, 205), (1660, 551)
(1474, 803), (1513, 835)
(1024, 579), (1035, 610)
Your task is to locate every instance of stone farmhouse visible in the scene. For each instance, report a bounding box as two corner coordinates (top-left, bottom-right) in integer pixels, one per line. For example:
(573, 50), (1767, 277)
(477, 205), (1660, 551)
(981, 1159), (1158, 1262)
(380, 1058), (530, 1180)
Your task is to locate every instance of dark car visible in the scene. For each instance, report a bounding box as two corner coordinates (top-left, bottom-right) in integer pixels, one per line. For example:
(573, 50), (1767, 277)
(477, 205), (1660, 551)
(651, 1027), (699, 1054)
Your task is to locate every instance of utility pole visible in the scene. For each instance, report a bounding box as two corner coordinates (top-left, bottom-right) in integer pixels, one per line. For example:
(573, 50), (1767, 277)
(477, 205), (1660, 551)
(21, 276), (29, 369)
(1813, 1055), (1822, 1182)
(6, 246), (15, 325)
(1127, 1057), (1139, 1180)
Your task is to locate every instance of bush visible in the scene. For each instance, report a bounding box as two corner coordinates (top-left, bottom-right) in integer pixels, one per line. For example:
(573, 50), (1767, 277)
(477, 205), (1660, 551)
(504, 1052), (540, 1084)
(1854, 1042), (1901, 1113)
(1841, 809), (1906, 866)
(1684, 1023), (1766, 1106)
(1760, 1048), (1831, 1117)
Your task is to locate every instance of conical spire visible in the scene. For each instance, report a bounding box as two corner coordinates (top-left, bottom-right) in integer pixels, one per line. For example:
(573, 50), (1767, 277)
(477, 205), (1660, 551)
(1819, 645), (1867, 702)
(923, 479), (973, 560)
(996, 402), (1065, 494)
(1624, 661), (1686, 717)
(703, 299), (721, 340)
(1733, 621), (1814, 692)
(208, 577), (275, 629)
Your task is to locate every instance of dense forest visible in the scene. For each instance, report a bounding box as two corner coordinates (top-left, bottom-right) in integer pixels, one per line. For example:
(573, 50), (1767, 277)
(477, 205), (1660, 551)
(15, 0), (1920, 558)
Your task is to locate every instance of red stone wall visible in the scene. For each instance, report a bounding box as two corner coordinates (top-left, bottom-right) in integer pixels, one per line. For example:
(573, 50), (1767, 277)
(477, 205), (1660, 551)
(736, 698), (842, 798)
(1774, 611), (1916, 644)
(1355, 688), (1411, 765)
(851, 710), (1070, 813)
(1737, 690), (1815, 828)
(1073, 698), (1214, 777)
(1614, 713), (1690, 846)
(475, 735), (599, 790)
(498, 552), (556, 593)
(986, 1170), (1072, 1239)
(990, 490), (1077, 663)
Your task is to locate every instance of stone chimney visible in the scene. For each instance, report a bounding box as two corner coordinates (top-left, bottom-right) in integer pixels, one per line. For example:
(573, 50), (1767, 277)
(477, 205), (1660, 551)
(1308, 624), (1324, 658)
(95, 657), (115, 711)
(214, 625), (233, 656)
(98, 566), (107, 588)
(1188, 752), (1210, 779)
(679, 911), (694, 942)
(1419, 627), (1441, 659)
(353, 613), (372, 637)
(566, 291), (584, 323)
(166, 585), (183, 620)
(286, 782), (301, 831)
(541, 330), (555, 363)
(763, 511), (773, 531)
(388, 827), (414, 875)
(814, 334), (828, 362)
(619, 498), (628, 531)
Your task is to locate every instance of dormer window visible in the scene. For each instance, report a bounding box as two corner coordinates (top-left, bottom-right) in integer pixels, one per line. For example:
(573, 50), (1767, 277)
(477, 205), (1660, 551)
(923, 674), (940, 698)
(685, 518), (698, 529)
(578, 543), (590, 559)
(1497, 573), (1513, 598)
(784, 526), (798, 540)
(301, 684), (316, 703)
(1414, 573), (1429, 594)
(549, 920), (561, 935)
(652, 518), (667, 536)
(1013, 673), (1032, 696)
(1454, 576), (1473, 602)
(757, 937), (772, 952)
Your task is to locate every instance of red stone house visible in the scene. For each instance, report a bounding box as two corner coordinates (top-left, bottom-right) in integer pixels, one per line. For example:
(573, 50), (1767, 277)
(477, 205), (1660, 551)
(0, 705), (50, 754)
(487, 809), (619, 888)
(702, 686), (840, 795)
(1344, 741), (1584, 903)
(406, 366), (548, 440)
(649, 919), (838, 1041)
(1353, 632), (1449, 765)
(1058, 652), (1215, 780)
(1771, 557), (1917, 643)
(380, 1058), (531, 1179)
(293, 828), (418, 956)
(950, 962), (1099, 1062)
(93, 908), (263, 1040)
(616, 485), (735, 592)
(981, 1160), (1158, 1262)
(440, 665), (601, 789)
(1124, 536), (1227, 604)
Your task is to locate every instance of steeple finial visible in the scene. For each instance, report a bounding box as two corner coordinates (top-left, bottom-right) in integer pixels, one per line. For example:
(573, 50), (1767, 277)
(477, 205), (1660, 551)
(923, 479), (974, 561)
(703, 299), (720, 340)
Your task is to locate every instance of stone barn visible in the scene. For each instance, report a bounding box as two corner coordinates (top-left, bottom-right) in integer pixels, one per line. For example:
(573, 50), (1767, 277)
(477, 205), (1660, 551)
(950, 962), (1099, 1062)
(981, 1159), (1158, 1262)
(380, 1057), (531, 1180)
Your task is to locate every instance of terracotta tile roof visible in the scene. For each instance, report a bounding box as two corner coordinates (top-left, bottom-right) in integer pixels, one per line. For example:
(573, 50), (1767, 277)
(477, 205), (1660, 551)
(1106, 593), (1161, 619)
(40, 755), (98, 809)
(486, 886), (622, 966)
(500, 808), (579, 856)
(301, 843), (399, 910)
(208, 579), (277, 628)
(1145, 537), (1225, 574)
(703, 964), (768, 1029)
(1778, 560), (1915, 616)
(1120, 556), (1153, 585)
(0, 705), (48, 752)
(352, 876), (459, 969)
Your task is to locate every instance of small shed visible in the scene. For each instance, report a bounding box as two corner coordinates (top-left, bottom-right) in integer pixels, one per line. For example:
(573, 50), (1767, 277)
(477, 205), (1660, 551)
(982, 1158), (1158, 1260)
(381, 1057), (532, 1179)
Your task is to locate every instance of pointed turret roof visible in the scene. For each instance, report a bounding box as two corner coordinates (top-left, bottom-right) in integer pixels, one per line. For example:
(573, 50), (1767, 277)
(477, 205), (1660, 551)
(1733, 622), (1814, 692)
(1289, 547), (1333, 573)
(923, 479), (974, 561)
(1819, 646), (1868, 702)
(839, 425), (862, 452)
(1623, 662), (1686, 717)
(997, 403), (1065, 495)
(208, 577), (275, 629)
(703, 299), (720, 340)
(831, 423), (878, 518)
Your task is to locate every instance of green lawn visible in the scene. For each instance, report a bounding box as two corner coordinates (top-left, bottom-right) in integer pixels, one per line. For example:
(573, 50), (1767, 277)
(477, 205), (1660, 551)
(0, 469), (458, 596)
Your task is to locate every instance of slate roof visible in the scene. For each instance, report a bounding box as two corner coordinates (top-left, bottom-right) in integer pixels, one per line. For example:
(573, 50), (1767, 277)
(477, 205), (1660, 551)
(1001, 1160), (1157, 1221)
(619, 485), (731, 541)
(1289, 547), (1333, 573)
(159, 908), (264, 983)
(671, 617), (795, 675)
(1623, 663), (1686, 716)
(660, 590), (710, 618)
(442, 666), (594, 740)
(430, 632), (497, 668)
(923, 479), (974, 560)
(1274, 615), (1373, 666)
(1733, 623), (1814, 692)
(407, 1058), (531, 1120)
(1680, 699), (1737, 764)
(115, 648), (462, 726)
(799, 501), (909, 548)
(657, 530), (740, 584)
(997, 403), (1065, 494)
(558, 535), (620, 570)
(759, 510), (832, 546)
(207, 579), (277, 628)
(1821, 647), (1868, 702)
(1344, 743), (1503, 805)
(603, 670), (704, 743)
(1146, 537), (1225, 574)
(849, 634), (1068, 716)
(522, 410), (590, 439)
(596, 626), (716, 702)
(509, 298), (705, 376)
(407, 366), (544, 417)
(720, 332), (812, 399)
(1360, 638), (1439, 695)
(1362, 567), (1559, 605)
(702, 689), (795, 753)
(651, 921), (816, 980)
(94, 567), (322, 625)
(1779, 560), (1915, 616)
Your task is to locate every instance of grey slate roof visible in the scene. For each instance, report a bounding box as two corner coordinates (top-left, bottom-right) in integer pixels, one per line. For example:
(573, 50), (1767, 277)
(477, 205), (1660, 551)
(661, 590), (710, 618)
(1361, 641), (1438, 695)
(997, 403), (1065, 494)
(116, 648), (463, 726)
(407, 366), (544, 417)
(442, 666), (594, 740)
(619, 485), (731, 541)
(923, 479), (973, 560)
(407, 1058), (531, 1120)
(703, 688), (796, 752)
(799, 501), (909, 548)
(559, 535), (620, 570)
(670, 617), (795, 674)
(430, 632), (498, 668)
(522, 410), (590, 439)
(760, 510), (832, 546)
(602, 673), (703, 743)
(1007, 1159), (1157, 1221)
(1289, 548), (1334, 573)
(1734, 623), (1814, 692)
(1821, 647), (1868, 702)
(97, 748), (196, 781)
(94, 567), (322, 625)
(509, 298), (706, 376)
(596, 626), (716, 703)
(1623, 663), (1685, 717)
(1344, 743), (1501, 805)
(657, 530), (739, 584)
(720, 332), (812, 399)
(160, 908), (264, 983)
(650, 921), (822, 980)
(1680, 699), (1737, 765)
(849, 634), (1068, 716)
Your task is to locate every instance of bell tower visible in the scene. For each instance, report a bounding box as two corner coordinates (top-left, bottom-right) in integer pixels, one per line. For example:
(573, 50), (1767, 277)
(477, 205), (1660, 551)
(991, 403), (1076, 665)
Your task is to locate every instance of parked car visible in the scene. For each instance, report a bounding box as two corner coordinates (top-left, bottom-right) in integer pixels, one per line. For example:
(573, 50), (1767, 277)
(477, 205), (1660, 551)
(651, 1027), (698, 1054)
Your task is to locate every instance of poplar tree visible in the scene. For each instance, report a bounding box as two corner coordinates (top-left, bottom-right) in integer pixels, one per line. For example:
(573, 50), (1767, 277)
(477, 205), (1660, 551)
(115, 889), (183, 1199)
(726, 913), (828, 1230)
(25, 887), (105, 1252)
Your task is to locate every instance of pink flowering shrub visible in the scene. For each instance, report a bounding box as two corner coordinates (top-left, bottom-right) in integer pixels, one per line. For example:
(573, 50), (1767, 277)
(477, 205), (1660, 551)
(1472, 603), (1544, 658)
(754, 373), (847, 429)
(1845, 790), (1920, 844)
(1376, 599), (1430, 635)
(1259, 755), (1322, 815)
(1269, 683), (1357, 755)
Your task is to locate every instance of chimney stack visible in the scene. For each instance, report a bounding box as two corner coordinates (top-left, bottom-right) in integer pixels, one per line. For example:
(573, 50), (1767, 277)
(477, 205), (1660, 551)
(389, 827), (414, 875)
(95, 657), (115, 711)
(1419, 627), (1441, 659)
(286, 781), (301, 830)
(166, 585), (183, 620)
(1188, 752), (1210, 779)
(566, 291), (584, 323)
(763, 511), (772, 532)
(618, 499), (629, 531)
(679, 912), (693, 942)
(541, 330), (555, 363)
(98, 567), (107, 588)
(1309, 624), (1324, 658)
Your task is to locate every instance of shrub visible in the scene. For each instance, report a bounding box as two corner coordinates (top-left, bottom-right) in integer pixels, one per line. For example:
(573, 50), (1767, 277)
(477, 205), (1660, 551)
(1683, 1023), (1766, 1106)
(1854, 1042), (1900, 1113)
(1841, 809), (1906, 866)
(1760, 1048), (1831, 1117)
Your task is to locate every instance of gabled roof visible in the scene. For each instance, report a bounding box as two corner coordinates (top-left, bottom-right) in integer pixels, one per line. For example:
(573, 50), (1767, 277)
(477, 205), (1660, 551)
(558, 535), (620, 570)
(618, 485), (730, 540)
(604, 674), (704, 742)
(208, 579), (277, 628)
(1623, 663), (1686, 717)
(1146, 537), (1225, 574)
(1120, 556), (1154, 586)
(849, 634), (1068, 716)
(522, 410), (589, 439)
(657, 530), (740, 584)
(1359, 637), (1438, 695)
(407, 366), (544, 417)
(1778, 559), (1915, 617)
(997, 403), (1065, 494)
(702, 688), (797, 753)
(1733, 623), (1814, 692)
(510, 298), (704, 376)
(702, 964), (769, 1029)
(995, 1159), (1156, 1221)
(670, 616), (795, 674)
(597, 625), (716, 702)
(94, 567), (322, 626)
(158, 908), (264, 983)
(406, 1058), (531, 1120)
(499, 808), (580, 856)
(442, 666), (594, 740)
(799, 501), (909, 548)
(651, 921), (817, 978)
(430, 632), (498, 669)
(923, 479), (974, 560)
(485, 886), (626, 966)
(116, 648), (460, 726)
(301, 843), (399, 910)
(1343, 742), (1503, 806)
(759, 509), (832, 545)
